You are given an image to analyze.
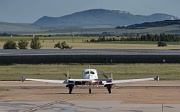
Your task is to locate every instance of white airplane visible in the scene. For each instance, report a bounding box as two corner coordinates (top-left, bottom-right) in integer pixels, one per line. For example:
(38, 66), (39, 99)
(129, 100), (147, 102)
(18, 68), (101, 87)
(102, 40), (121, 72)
(21, 69), (159, 94)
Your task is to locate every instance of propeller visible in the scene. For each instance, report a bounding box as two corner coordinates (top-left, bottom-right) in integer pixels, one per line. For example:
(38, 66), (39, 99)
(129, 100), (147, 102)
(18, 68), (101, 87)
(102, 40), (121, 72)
(63, 73), (70, 79)
(102, 72), (108, 79)
(110, 71), (113, 79)
(112, 84), (116, 89)
(102, 71), (116, 89)
(102, 71), (113, 79)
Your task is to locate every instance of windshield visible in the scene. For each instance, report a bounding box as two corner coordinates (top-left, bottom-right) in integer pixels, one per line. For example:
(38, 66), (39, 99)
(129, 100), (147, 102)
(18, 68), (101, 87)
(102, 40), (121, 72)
(90, 71), (95, 74)
(85, 71), (89, 74)
(85, 71), (95, 74)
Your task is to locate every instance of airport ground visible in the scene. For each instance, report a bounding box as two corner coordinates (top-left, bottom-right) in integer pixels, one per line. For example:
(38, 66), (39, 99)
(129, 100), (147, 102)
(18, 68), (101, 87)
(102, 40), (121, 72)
(0, 36), (179, 111)
(0, 81), (180, 112)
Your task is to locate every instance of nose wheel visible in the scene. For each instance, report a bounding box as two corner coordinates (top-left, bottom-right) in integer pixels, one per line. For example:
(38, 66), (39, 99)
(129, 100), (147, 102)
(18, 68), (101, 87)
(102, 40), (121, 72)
(88, 84), (92, 94)
(89, 88), (91, 94)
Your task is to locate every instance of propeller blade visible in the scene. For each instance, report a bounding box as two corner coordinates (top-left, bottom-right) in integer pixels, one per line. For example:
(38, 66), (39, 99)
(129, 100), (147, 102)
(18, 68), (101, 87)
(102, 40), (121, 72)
(63, 73), (70, 79)
(110, 71), (113, 79)
(113, 84), (116, 89)
(102, 72), (108, 79)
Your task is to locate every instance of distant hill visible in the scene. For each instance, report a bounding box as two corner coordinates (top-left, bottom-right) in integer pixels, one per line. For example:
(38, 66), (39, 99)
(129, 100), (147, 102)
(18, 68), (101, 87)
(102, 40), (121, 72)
(116, 19), (180, 29)
(33, 9), (178, 28)
(0, 22), (44, 33)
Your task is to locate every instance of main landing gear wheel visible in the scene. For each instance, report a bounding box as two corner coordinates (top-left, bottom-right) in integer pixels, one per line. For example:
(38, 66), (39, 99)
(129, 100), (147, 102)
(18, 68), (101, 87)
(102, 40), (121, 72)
(107, 87), (111, 93)
(69, 87), (73, 94)
(105, 85), (112, 94)
(66, 85), (74, 94)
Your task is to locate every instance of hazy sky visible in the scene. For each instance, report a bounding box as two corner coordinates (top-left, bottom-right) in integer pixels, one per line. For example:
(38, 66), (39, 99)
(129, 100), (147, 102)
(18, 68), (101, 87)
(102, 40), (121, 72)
(0, 0), (179, 23)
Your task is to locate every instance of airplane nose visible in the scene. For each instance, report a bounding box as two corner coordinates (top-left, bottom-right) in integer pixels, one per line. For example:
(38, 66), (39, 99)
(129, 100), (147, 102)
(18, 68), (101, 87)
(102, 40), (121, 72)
(84, 73), (90, 79)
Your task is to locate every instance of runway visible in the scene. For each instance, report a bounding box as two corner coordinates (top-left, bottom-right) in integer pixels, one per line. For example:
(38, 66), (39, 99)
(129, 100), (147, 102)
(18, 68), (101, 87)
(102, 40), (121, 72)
(0, 81), (180, 112)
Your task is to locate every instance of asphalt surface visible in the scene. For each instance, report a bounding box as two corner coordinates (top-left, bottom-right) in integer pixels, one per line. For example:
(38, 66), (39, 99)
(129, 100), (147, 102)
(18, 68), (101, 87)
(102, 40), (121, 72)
(0, 49), (180, 56)
(0, 81), (180, 112)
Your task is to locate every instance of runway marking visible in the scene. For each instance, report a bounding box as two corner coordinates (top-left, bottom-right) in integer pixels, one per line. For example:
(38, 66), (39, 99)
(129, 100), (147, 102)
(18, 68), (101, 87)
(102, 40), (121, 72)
(120, 87), (148, 104)
(120, 94), (133, 104)
(22, 92), (100, 112)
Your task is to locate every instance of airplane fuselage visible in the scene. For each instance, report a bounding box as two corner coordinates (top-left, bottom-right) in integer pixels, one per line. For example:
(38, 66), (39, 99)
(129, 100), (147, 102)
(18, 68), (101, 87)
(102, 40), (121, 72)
(82, 69), (98, 80)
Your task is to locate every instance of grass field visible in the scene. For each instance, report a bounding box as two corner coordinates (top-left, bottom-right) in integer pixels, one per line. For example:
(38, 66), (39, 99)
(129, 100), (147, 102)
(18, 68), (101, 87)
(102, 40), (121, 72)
(0, 88), (9, 91)
(0, 36), (179, 49)
(0, 64), (179, 81)
(0, 36), (179, 81)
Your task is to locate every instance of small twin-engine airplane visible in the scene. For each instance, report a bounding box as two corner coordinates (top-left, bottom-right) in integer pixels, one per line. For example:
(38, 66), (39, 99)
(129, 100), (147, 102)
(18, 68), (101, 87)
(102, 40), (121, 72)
(21, 69), (159, 94)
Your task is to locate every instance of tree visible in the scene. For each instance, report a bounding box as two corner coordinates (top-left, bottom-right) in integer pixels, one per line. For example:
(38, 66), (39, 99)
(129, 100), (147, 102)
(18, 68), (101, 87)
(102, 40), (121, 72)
(30, 36), (41, 49)
(18, 40), (29, 49)
(54, 42), (61, 48)
(157, 41), (167, 47)
(3, 40), (17, 49)
(54, 41), (72, 49)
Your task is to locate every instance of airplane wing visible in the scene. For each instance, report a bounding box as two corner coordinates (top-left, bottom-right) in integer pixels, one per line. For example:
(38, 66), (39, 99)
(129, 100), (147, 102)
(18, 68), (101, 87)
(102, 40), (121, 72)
(23, 78), (66, 84)
(105, 76), (159, 85)
(68, 79), (92, 82)
(22, 77), (93, 84)
(22, 76), (159, 85)
(112, 78), (155, 84)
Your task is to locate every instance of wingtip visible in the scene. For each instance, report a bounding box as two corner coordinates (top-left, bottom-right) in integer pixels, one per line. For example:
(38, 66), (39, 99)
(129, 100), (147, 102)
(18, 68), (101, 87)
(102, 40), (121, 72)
(154, 76), (160, 81)
(21, 76), (25, 82)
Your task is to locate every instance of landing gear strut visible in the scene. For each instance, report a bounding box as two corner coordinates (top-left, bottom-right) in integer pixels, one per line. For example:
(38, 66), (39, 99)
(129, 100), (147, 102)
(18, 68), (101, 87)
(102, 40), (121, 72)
(89, 84), (92, 94)
(66, 84), (74, 94)
(89, 88), (91, 94)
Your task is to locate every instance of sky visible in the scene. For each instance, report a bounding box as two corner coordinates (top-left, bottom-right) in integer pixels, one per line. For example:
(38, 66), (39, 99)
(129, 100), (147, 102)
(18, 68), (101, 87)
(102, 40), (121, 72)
(0, 0), (180, 23)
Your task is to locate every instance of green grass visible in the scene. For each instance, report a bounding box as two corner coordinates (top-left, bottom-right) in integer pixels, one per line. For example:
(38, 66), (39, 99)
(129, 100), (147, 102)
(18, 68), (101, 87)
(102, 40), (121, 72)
(0, 64), (179, 81)
(0, 36), (179, 49)
(0, 88), (9, 91)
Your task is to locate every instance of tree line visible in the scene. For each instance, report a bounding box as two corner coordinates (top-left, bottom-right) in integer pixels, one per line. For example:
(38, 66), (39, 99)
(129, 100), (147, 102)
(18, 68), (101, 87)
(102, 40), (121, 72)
(89, 33), (179, 42)
(3, 36), (72, 49)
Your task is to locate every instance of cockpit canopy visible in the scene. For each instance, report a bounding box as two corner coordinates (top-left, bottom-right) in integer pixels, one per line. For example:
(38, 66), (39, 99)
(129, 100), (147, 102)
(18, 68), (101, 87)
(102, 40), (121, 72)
(82, 69), (98, 79)
(85, 71), (95, 75)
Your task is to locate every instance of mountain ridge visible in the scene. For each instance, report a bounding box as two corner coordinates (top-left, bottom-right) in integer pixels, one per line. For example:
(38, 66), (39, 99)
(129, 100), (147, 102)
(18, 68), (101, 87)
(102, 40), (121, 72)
(116, 19), (180, 29)
(33, 9), (178, 28)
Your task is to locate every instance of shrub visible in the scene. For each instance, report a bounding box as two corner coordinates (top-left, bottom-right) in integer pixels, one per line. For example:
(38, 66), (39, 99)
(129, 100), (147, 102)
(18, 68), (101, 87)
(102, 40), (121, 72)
(30, 36), (41, 49)
(3, 40), (17, 49)
(157, 41), (167, 47)
(54, 41), (72, 49)
(18, 40), (29, 49)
